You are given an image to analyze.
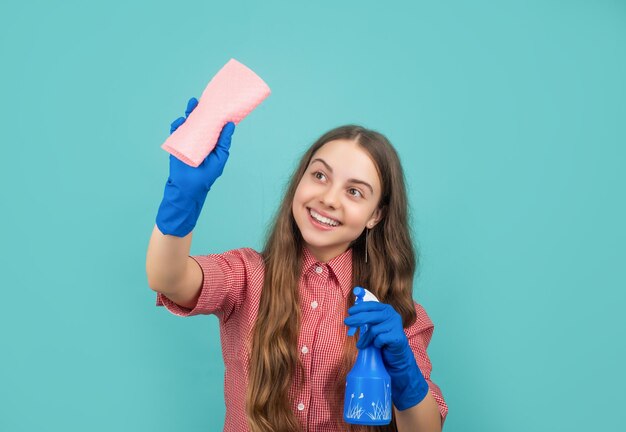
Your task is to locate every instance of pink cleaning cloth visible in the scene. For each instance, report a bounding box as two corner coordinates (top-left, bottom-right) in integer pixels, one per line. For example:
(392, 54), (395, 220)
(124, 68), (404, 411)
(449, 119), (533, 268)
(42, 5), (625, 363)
(161, 58), (271, 167)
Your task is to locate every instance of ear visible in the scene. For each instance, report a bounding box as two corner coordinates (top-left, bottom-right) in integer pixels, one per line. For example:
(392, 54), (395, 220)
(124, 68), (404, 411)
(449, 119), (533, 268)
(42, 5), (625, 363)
(366, 206), (385, 229)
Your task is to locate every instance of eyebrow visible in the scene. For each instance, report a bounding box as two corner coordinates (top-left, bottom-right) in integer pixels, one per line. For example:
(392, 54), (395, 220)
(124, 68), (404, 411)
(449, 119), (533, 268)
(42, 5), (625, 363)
(309, 158), (374, 194)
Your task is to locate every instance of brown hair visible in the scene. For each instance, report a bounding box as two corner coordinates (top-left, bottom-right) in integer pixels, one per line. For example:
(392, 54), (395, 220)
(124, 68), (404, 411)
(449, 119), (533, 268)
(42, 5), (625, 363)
(246, 125), (418, 432)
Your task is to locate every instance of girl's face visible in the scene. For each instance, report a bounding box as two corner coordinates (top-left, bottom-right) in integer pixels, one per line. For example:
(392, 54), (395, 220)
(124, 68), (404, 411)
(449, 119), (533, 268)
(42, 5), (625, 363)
(292, 139), (383, 263)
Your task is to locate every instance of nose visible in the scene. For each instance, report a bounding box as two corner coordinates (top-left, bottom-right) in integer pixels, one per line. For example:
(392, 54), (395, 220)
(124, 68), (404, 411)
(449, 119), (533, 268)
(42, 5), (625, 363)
(320, 186), (341, 209)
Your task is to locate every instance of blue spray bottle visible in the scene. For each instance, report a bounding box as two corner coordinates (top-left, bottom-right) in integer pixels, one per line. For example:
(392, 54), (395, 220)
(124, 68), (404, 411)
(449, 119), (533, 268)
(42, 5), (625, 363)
(343, 286), (392, 425)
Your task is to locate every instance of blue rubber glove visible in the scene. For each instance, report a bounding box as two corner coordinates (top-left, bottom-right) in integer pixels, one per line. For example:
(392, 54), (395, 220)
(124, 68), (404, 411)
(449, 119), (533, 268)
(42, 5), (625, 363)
(156, 97), (235, 237)
(344, 301), (430, 411)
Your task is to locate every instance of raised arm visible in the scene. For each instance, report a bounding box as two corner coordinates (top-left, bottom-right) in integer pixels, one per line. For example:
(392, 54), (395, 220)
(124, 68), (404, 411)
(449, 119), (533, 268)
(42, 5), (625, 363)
(146, 225), (202, 309)
(145, 97), (235, 308)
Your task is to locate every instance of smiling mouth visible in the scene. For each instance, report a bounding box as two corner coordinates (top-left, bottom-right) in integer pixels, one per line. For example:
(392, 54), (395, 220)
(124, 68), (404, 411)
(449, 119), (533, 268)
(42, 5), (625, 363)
(308, 208), (341, 227)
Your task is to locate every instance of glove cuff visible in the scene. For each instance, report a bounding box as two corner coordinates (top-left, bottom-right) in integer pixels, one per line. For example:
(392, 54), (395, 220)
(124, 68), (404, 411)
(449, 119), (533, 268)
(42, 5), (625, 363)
(155, 179), (208, 237)
(390, 360), (430, 411)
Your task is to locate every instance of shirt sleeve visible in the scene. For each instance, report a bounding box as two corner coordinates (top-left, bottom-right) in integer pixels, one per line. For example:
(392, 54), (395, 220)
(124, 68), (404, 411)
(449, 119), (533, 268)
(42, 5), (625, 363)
(155, 247), (263, 321)
(406, 301), (449, 425)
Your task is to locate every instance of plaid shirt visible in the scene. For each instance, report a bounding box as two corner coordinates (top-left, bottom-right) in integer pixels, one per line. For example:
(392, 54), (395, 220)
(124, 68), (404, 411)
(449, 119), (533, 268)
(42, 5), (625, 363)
(156, 246), (448, 431)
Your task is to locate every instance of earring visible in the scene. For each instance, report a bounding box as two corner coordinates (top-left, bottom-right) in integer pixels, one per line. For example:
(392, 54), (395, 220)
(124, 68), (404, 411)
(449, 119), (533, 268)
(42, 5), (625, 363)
(365, 228), (370, 264)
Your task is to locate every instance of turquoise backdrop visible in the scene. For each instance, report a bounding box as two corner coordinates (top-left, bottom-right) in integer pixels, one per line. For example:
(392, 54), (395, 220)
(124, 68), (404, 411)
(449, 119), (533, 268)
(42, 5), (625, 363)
(1, 0), (624, 431)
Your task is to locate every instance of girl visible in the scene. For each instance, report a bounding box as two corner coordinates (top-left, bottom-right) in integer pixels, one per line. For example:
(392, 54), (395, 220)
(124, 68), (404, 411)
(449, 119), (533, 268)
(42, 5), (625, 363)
(147, 97), (448, 431)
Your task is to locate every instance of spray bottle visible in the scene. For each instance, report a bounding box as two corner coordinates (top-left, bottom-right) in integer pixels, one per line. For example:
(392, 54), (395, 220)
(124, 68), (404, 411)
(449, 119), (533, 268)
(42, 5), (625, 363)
(343, 286), (392, 425)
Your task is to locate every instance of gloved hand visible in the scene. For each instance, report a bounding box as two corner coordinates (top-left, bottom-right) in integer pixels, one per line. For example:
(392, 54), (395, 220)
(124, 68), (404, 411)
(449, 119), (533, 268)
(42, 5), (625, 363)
(156, 97), (235, 237)
(344, 301), (429, 411)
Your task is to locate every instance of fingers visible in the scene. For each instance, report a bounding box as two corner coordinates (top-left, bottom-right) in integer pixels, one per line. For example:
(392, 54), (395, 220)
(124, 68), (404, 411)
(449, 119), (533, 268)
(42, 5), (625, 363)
(356, 319), (396, 349)
(346, 302), (405, 351)
(170, 116), (186, 134)
(357, 324), (407, 353)
(345, 303), (397, 328)
(372, 328), (406, 350)
(345, 311), (389, 327)
(170, 97), (197, 134)
(204, 122), (235, 170)
(218, 122), (236, 145)
(185, 97), (198, 117)
(213, 122), (235, 156)
(348, 301), (389, 315)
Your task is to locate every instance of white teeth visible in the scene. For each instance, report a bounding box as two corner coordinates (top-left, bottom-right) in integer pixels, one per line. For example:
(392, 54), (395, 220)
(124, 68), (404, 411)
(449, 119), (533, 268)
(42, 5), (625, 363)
(309, 209), (339, 227)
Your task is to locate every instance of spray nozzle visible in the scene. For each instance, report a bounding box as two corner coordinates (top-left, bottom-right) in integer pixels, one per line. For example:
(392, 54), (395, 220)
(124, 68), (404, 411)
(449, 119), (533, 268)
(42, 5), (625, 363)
(346, 286), (380, 337)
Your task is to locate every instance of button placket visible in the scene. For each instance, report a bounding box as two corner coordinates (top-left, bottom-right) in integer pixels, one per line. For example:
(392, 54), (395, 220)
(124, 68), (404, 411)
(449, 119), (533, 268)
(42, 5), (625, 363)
(298, 267), (326, 419)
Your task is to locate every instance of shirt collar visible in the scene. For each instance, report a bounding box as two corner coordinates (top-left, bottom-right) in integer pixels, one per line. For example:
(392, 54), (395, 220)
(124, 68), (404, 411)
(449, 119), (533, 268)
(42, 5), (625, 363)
(302, 246), (354, 298)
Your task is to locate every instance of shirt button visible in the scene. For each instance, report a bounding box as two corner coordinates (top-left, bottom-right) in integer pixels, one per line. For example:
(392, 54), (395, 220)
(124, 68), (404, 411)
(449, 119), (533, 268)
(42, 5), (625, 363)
(297, 402), (305, 411)
(311, 301), (318, 309)
(301, 345), (309, 354)
(315, 265), (323, 274)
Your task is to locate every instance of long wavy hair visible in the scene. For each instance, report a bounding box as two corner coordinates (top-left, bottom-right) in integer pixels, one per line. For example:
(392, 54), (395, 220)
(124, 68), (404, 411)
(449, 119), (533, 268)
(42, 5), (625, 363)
(246, 125), (418, 432)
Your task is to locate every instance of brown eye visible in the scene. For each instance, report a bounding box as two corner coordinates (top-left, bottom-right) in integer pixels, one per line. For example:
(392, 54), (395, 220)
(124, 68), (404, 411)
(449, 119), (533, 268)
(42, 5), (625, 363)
(348, 188), (363, 198)
(313, 171), (326, 181)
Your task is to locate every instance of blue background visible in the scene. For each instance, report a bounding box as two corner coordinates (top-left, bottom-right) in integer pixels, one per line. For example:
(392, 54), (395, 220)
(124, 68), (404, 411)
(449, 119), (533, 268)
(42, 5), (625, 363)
(1, 0), (624, 430)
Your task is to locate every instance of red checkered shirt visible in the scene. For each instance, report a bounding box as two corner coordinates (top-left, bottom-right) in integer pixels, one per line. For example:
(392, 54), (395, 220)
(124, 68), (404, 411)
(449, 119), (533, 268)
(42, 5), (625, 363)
(156, 246), (448, 431)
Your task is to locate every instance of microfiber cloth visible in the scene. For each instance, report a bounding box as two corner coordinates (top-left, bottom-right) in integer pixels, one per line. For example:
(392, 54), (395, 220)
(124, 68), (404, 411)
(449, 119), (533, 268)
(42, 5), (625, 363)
(161, 58), (271, 167)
